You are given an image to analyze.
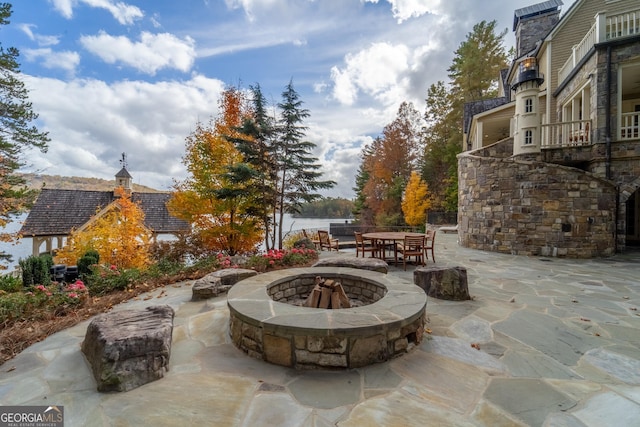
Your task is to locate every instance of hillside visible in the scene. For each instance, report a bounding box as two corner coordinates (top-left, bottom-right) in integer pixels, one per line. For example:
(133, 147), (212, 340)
(18, 173), (165, 193)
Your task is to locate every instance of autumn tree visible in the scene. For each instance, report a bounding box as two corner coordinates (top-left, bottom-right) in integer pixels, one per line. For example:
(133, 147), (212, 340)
(55, 188), (151, 269)
(225, 84), (278, 250)
(0, 3), (50, 268)
(401, 171), (431, 227)
(272, 80), (335, 248)
(357, 102), (422, 227)
(169, 86), (263, 255)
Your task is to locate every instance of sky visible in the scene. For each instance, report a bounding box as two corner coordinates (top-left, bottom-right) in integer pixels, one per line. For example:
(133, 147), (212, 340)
(4, 0), (577, 199)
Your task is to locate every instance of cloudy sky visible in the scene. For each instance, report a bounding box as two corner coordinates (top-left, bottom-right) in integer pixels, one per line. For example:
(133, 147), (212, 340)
(5, 0), (576, 199)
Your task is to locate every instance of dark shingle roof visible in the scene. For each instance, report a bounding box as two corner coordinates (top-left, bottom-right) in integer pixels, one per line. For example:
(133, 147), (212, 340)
(20, 189), (189, 236)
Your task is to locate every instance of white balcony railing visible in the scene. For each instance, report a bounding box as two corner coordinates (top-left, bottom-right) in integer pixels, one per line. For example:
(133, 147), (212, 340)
(541, 120), (592, 148)
(621, 112), (640, 140)
(558, 9), (640, 84)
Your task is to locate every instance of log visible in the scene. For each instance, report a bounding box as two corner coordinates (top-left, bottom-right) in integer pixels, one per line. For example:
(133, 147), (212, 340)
(319, 286), (332, 308)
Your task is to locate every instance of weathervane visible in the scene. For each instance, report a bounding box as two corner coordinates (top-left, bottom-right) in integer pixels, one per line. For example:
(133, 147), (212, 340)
(120, 152), (127, 169)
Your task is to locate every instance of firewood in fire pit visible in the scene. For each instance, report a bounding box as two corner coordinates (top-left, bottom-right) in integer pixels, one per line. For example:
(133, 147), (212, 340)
(304, 276), (351, 309)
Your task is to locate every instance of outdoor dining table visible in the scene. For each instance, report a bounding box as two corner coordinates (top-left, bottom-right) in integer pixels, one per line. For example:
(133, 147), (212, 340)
(361, 231), (427, 266)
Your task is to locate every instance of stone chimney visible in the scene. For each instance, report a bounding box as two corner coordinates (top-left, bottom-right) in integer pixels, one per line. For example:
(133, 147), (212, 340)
(513, 0), (562, 57)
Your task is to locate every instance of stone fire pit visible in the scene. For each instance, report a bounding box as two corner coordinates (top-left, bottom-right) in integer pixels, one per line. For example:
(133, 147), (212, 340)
(227, 267), (427, 369)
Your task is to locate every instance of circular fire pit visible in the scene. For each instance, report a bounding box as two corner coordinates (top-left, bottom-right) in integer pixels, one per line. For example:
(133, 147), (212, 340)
(227, 267), (427, 369)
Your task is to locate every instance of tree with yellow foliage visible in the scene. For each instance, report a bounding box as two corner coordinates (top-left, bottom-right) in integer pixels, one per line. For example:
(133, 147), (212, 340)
(168, 86), (264, 255)
(401, 171), (431, 227)
(55, 187), (151, 270)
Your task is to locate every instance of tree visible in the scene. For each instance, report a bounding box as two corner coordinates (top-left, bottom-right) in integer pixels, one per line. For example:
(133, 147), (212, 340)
(0, 3), (50, 268)
(169, 87), (263, 255)
(225, 84), (278, 250)
(420, 20), (508, 212)
(402, 171), (431, 227)
(359, 102), (422, 227)
(272, 80), (335, 248)
(448, 20), (508, 103)
(55, 188), (151, 270)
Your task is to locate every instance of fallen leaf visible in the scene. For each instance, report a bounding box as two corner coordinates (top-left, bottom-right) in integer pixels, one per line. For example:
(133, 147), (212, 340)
(509, 296), (515, 303)
(424, 328), (432, 334)
(6, 366), (15, 372)
(471, 343), (480, 350)
(580, 317), (591, 322)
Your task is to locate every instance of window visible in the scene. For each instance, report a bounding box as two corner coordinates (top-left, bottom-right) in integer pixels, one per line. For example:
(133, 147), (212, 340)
(524, 129), (533, 145)
(525, 98), (534, 113)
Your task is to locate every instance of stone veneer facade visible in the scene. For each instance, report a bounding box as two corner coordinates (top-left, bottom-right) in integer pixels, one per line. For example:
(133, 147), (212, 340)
(458, 138), (617, 258)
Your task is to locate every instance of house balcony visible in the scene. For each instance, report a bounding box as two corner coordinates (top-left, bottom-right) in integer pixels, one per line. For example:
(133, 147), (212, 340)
(541, 119), (592, 148)
(558, 9), (640, 84)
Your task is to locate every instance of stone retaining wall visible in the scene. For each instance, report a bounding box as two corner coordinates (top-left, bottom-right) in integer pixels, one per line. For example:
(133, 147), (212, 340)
(458, 140), (617, 258)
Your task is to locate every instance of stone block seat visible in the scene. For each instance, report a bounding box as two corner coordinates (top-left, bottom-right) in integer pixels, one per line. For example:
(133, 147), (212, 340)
(81, 305), (175, 392)
(312, 257), (389, 274)
(192, 268), (258, 300)
(414, 266), (470, 301)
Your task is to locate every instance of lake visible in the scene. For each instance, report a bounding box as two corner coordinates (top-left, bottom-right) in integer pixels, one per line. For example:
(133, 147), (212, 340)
(1, 213), (350, 272)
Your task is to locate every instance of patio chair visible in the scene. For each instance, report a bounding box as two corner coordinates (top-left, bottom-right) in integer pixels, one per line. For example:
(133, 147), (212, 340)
(424, 229), (436, 262)
(354, 232), (377, 258)
(317, 230), (339, 251)
(396, 234), (426, 270)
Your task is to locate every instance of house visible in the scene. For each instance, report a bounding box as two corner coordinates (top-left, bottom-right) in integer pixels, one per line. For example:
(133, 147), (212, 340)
(459, 0), (640, 257)
(19, 166), (189, 257)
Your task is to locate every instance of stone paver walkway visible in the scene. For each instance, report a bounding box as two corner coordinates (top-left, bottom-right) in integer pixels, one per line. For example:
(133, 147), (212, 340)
(1, 233), (639, 426)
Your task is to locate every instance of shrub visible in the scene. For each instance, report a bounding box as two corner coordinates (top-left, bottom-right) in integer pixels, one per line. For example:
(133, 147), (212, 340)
(78, 250), (100, 278)
(0, 275), (22, 293)
(245, 248), (318, 272)
(85, 264), (141, 296)
(19, 255), (52, 287)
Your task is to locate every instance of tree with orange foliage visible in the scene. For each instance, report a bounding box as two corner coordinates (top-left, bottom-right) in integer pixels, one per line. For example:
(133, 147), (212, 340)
(359, 102), (422, 227)
(402, 171), (431, 227)
(55, 187), (151, 270)
(168, 86), (264, 255)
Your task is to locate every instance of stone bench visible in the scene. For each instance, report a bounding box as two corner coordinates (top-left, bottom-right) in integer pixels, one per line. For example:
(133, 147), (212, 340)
(192, 268), (258, 300)
(439, 225), (458, 234)
(312, 257), (388, 274)
(81, 305), (175, 392)
(414, 266), (470, 300)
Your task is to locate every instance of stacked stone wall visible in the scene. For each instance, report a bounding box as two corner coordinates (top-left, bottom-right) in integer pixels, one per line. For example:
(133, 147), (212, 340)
(458, 143), (617, 258)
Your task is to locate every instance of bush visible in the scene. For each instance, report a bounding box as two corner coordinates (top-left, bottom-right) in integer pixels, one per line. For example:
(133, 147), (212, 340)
(78, 250), (100, 278)
(0, 275), (22, 293)
(19, 255), (52, 287)
(85, 264), (141, 296)
(245, 248), (318, 272)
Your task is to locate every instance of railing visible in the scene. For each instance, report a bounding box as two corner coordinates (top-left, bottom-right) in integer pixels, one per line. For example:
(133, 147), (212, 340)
(541, 119), (592, 148)
(558, 9), (640, 84)
(558, 24), (597, 84)
(621, 112), (640, 140)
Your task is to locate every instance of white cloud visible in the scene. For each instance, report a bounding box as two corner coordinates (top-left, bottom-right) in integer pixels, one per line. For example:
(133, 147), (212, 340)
(18, 24), (60, 47)
(80, 31), (196, 75)
(49, 0), (143, 25)
(330, 42), (410, 106)
(22, 74), (226, 190)
(23, 48), (80, 73)
(363, 0), (442, 23)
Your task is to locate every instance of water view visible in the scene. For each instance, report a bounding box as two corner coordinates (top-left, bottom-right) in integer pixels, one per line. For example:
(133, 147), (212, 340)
(1, 213), (351, 272)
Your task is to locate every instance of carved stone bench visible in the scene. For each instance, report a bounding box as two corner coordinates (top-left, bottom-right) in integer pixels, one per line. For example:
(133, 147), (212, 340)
(81, 305), (175, 392)
(312, 257), (388, 274)
(414, 266), (470, 300)
(192, 268), (258, 300)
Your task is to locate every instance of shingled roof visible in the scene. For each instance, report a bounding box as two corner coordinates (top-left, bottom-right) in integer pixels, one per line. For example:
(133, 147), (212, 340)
(20, 189), (189, 237)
